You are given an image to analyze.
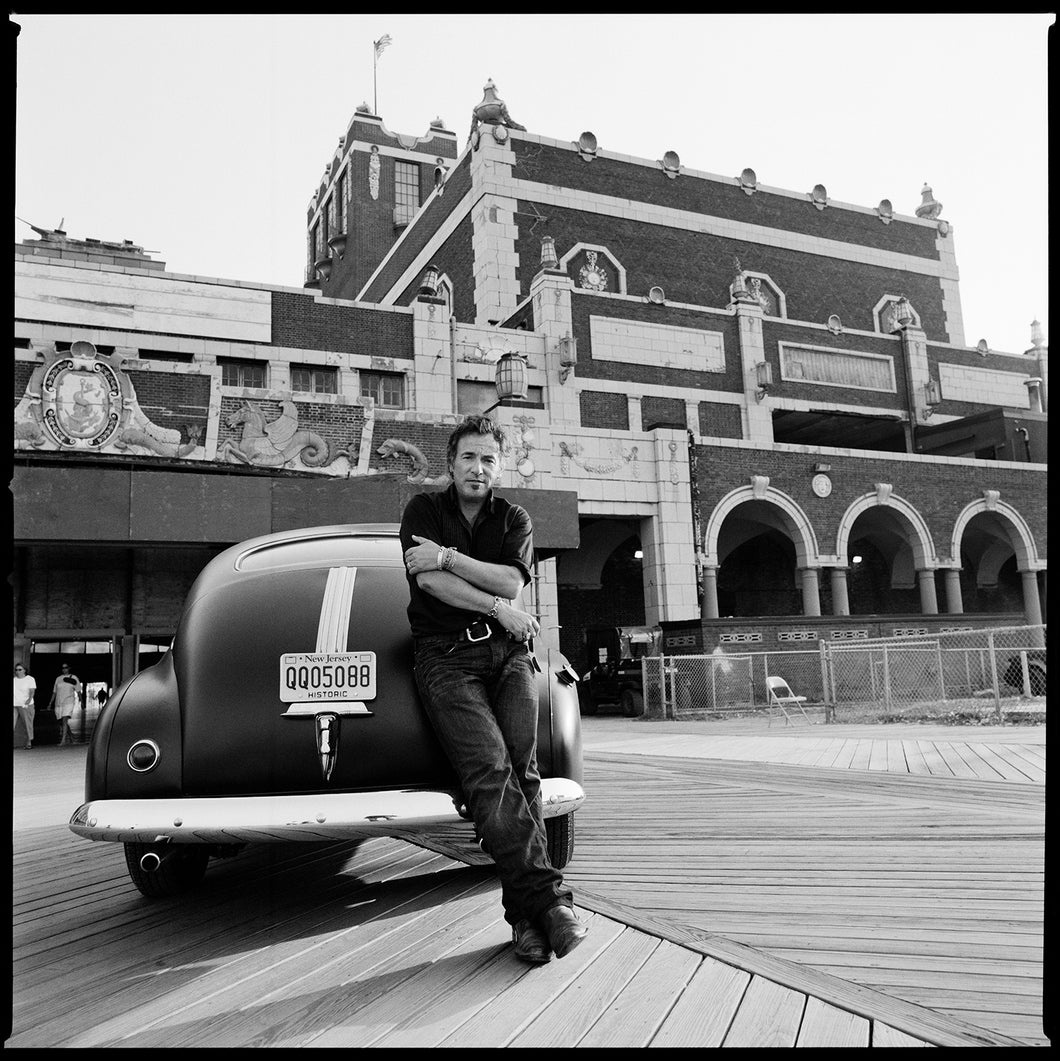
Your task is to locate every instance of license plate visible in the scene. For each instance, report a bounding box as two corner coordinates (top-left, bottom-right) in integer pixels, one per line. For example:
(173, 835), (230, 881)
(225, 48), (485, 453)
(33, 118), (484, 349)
(279, 652), (377, 703)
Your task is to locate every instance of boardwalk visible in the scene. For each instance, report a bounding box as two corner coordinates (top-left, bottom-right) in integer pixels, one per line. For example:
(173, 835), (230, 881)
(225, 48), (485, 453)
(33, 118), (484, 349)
(7, 715), (1047, 1048)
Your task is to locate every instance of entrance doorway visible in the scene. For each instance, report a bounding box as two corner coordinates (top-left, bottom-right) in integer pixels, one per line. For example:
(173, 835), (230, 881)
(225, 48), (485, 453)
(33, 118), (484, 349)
(19, 639), (115, 747)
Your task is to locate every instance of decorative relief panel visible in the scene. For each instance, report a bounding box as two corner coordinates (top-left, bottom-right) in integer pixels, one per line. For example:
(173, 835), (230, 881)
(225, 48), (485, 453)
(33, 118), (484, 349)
(558, 439), (639, 478)
(14, 344), (206, 459)
(589, 316), (725, 372)
(779, 343), (896, 392)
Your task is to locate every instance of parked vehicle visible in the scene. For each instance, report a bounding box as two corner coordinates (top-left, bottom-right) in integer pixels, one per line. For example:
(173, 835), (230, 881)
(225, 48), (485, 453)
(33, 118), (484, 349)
(578, 625), (661, 717)
(69, 524), (585, 897)
(1002, 649), (1047, 696)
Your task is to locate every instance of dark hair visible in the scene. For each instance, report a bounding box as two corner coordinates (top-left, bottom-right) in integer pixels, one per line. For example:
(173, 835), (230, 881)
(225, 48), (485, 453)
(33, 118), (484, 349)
(445, 414), (508, 467)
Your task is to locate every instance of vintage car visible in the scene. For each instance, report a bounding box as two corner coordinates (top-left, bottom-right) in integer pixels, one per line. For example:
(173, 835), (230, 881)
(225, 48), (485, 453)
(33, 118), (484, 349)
(69, 524), (585, 898)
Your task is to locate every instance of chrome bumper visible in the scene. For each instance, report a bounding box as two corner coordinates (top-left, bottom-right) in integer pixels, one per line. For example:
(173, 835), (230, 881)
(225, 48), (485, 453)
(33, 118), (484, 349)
(69, 777), (585, 844)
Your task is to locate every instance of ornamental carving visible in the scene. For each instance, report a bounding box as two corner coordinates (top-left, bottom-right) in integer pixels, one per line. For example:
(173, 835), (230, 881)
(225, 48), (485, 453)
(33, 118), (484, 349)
(218, 399), (350, 470)
(375, 438), (448, 485)
(14, 343), (203, 458)
(511, 415), (538, 483)
(578, 250), (608, 292)
(559, 440), (638, 478)
(368, 146), (381, 201)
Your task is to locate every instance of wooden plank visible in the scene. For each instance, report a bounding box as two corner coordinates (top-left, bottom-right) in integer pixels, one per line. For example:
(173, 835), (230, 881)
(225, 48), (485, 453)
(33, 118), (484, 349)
(722, 975), (806, 1047)
(873, 1021), (934, 1047)
(508, 928), (661, 1047)
(796, 997), (871, 1047)
(974, 743), (1044, 783)
(437, 914), (626, 1048)
(649, 956), (750, 1047)
(575, 941), (702, 1048)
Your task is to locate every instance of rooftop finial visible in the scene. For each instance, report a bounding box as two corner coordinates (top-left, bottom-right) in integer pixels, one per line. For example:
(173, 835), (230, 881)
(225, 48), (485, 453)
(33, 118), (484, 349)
(469, 79), (526, 141)
(915, 183), (943, 220)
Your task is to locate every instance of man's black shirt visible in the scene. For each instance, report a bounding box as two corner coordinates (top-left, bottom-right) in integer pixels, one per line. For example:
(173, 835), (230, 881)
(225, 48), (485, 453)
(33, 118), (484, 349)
(399, 484), (534, 638)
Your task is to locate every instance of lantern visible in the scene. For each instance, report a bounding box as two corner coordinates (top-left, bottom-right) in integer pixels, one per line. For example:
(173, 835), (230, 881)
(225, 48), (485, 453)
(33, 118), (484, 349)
(495, 351), (528, 402)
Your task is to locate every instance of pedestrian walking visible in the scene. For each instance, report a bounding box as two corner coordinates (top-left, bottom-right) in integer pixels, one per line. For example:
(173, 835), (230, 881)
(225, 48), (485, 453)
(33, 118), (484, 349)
(49, 664), (81, 746)
(13, 663), (36, 749)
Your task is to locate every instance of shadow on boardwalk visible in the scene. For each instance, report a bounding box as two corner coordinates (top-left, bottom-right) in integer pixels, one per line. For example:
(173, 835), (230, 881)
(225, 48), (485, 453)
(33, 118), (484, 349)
(7, 724), (1046, 1047)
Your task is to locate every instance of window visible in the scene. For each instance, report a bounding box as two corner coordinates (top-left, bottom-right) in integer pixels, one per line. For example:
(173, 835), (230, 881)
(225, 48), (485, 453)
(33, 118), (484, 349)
(335, 171), (346, 232)
(360, 370), (405, 409)
(394, 161), (420, 226)
(138, 349), (194, 363)
(220, 359), (267, 389)
(291, 365), (338, 395)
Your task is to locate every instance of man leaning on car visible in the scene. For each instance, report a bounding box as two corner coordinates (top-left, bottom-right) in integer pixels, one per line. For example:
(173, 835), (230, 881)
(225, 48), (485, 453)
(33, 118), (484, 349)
(399, 414), (588, 964)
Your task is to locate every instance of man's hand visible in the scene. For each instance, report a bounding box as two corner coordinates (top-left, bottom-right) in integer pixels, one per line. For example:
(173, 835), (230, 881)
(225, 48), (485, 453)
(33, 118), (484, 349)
(492, 599), (541, 643)
(404, 534), (442, 576)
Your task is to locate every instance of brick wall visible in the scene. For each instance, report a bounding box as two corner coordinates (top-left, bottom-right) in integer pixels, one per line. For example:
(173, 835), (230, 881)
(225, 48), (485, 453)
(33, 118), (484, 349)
(579, 390), (629, 430)
(126, 369), (211, 443)
(641, 395), (687, 431)
(393, 214), (476, 321)
(520, 204), (950, 340)
(570, 293), (743, 390)
(271, 292), (412, 359)
(699, 402), (743, 438)
(511, 140), (939, 258)
(360, 153), (473, 305)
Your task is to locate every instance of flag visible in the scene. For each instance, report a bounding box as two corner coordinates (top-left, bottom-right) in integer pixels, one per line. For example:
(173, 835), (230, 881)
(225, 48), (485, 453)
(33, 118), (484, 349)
(374, 34), (392, 58)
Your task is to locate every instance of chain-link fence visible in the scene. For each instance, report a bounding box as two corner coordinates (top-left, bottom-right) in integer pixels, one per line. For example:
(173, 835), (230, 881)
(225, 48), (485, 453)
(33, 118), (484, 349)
(640, 624), (1046, 723)
(822, 624), (1046, 723)
(643, 649), (824, 721)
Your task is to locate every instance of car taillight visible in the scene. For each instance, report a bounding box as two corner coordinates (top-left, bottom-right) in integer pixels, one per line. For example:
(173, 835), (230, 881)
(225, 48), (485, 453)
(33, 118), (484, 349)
(127, 740), (161, 773)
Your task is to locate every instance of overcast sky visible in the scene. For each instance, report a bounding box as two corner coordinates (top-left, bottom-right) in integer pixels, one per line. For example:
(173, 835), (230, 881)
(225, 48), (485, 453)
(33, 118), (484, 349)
(12, 13), (1052, 356)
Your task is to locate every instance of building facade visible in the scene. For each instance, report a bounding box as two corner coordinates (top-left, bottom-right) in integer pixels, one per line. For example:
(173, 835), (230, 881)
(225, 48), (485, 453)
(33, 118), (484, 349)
(13, 83), (1047, 738)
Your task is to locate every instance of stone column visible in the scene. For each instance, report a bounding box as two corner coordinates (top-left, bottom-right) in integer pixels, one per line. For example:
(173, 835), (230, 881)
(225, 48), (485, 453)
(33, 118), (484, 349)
(468, 128), (520, 325)
(411, 295), (455, 416)
(702, 565), (720, 619)
(733, 292), (772, 443)
(800, 568), (821, 616)
(943, 569), (964, 614)
(917, 569), (939, 614)
(1021, 569), (1044, 627)
(830, 568), (850, 616)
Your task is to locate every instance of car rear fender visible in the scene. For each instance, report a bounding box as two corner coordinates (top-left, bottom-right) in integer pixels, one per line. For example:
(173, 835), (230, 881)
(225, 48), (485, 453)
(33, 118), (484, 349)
(536, 650), (583, 785)
(86, 654), (184, 802)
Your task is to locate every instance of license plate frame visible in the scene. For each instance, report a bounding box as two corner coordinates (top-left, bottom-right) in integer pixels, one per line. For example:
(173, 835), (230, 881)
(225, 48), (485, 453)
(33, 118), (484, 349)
(279, 651), (377, 703)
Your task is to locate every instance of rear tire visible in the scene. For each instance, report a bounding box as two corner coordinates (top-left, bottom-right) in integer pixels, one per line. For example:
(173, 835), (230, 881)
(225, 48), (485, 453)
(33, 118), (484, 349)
(124, 842), (210, 898)
(545, 812), (575, 869)
(620, 689), (644, 717)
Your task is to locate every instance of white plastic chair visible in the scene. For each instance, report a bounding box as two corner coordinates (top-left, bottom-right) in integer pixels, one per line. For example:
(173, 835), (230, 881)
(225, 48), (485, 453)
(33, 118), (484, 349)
(765, 675), (812, 727)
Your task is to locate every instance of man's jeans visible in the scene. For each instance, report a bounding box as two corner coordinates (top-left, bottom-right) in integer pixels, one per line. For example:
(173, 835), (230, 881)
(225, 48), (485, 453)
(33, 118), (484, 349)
(413, 630), (572, 925)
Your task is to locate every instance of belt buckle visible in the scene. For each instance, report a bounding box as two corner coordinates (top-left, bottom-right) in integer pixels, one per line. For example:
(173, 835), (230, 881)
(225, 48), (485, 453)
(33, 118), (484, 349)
(465, 620), (492, 642)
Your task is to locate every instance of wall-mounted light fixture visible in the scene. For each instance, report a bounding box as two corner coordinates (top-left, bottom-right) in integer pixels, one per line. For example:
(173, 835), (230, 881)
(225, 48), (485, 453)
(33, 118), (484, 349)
(494, 350), (529, 402)
(754, 361), (774, 401)
(922, 377), (942, 418)
(1024, 376), (1045, 413)
(418, 262), (440, 298)
(557, 332), (578, 383)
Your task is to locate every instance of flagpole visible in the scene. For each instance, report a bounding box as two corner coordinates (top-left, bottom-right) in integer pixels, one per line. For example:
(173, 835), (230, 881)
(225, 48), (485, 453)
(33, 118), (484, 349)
(373, 43), (378, 114)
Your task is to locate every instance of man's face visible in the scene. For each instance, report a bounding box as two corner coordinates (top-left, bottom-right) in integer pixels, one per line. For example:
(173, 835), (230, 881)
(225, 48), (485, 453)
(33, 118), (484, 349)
(450, 432), (502, 504)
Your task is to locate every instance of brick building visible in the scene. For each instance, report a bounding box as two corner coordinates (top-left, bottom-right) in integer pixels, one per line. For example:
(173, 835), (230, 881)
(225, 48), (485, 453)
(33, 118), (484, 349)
(13, 83), (1047, 727)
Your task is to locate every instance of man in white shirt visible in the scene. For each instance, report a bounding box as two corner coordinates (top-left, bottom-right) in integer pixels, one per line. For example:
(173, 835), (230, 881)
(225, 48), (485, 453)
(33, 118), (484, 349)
(13, 664), (36, 750)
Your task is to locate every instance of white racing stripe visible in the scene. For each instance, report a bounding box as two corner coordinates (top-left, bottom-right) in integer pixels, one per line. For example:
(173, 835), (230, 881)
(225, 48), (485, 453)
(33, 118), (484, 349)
(315, 567), (357, 653)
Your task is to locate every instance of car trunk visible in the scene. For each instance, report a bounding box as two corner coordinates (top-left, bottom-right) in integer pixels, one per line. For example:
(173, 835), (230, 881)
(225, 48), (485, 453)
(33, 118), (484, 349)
(176, 564), (456, 796)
